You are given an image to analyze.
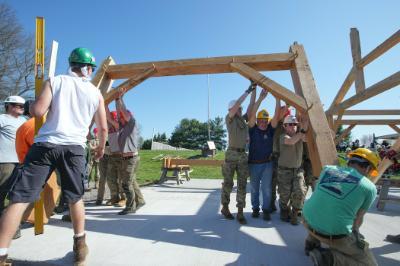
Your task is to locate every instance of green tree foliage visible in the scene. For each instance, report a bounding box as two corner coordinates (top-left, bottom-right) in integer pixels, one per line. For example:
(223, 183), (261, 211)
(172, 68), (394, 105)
(336, 124), (352, 144)
(141, 132), (167, 150)
(141, 139), (152, 150)
(169, 117), (226, 150)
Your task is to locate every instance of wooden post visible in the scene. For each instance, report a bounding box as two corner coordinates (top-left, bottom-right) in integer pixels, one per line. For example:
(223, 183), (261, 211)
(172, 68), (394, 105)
(91, 56), (115, 95)
(350, 28), (366, 94)
(290, 44), (338, 176)
(388, 124), (400, 134)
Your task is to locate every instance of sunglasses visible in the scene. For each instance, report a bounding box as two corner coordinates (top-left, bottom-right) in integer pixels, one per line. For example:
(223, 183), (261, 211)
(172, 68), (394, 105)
(11, 104), (24, 109)
(285, 123), (297, 126)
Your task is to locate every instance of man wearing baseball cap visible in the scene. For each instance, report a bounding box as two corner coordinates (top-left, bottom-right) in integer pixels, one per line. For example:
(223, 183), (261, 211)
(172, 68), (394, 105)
(0, 95), (27, 239)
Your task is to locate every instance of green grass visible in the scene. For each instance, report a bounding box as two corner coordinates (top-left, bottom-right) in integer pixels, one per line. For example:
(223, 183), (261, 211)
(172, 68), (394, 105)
(136, 150), (225, 184)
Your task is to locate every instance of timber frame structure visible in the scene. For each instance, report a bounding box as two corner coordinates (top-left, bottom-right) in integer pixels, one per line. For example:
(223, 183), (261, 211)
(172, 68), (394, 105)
(326, 28), (400, 144)
(92, 43), (338, 176)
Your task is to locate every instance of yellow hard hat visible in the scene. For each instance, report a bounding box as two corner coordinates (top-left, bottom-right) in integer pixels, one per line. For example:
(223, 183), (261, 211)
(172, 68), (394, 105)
(348, 148), (380, 170)
(257, 109), (269, 120)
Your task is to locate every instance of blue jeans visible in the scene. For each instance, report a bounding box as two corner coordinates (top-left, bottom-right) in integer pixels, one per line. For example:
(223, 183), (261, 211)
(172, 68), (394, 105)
(249, 162), (273, 211)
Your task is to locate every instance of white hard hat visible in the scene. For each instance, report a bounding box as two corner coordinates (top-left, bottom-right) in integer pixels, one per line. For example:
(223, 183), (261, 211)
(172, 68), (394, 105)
(228, 100), (241, 110)
(4, 95), (25, 104)
(283, 115), (298, 124)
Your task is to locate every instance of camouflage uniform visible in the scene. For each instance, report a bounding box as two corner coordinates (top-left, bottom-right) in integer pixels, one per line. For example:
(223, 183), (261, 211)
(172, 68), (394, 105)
(302, 145), (316, 192)
(277, 133), (306, 213)
(221, 114), (249, 208)
(96, 145), (110, 203)
(270, 122), (283, 208)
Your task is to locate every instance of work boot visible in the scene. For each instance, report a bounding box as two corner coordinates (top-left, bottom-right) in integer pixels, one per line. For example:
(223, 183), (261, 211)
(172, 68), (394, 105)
(105, 197), (119, 206)
(251, 208), (260, 218)
(113, 199), (126, 207)
(309, 248), (333, 266)
(290, 208), (300, 225)
(386, 234), (400, 244)
(0, 254), (10, 266)
(280, 208), (290, 222)
(236, 208), (247, 225)
(73, 234), (89, 266)
(262, 209), (271, 221)
(270, 201), (277, 213)
(118, 208), (136, 215)
(220, 204), (234, 220)
(305, 239), (321, 256)
(95, 199), (103, 206)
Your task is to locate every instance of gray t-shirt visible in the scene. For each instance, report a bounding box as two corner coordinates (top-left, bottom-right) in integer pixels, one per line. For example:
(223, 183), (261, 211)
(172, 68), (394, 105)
(118, 117), (139, 154)
(0, 114), (27, 163)
(108, 131), (120, 153)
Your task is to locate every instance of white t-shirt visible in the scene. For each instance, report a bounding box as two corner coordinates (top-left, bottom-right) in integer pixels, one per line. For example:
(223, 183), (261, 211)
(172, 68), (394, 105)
(35, 74), (102, 147)
(0, 114), (27, 163)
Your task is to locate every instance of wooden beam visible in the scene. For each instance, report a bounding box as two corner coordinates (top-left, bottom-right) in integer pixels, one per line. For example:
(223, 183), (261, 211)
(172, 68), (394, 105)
(358, 29), (400, 68)
(104, 66), (157, 105)
(335, 124), (356, 145)
(326, 67), (355, 114)
(350, 28), (366, 93)
(333, 109), (344, 134)
(230, 62), (307, 112)
(330, 71), (400, 114)
(106, 53), (295, 79)
(290, 44), (338, 176)
(338, 119), (400, 125)
(342, 109), (400, 116)
(389, 124), (400, 134)
(92, 56), (115, 91)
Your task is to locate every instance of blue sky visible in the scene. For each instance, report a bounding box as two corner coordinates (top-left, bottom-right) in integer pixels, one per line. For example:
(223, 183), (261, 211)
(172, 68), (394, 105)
(6, 0), (400, 142)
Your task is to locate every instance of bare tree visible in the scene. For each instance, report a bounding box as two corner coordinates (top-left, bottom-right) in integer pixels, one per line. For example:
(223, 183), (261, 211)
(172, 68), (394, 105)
(360, 134), (374, 147)
(0, 3), (35, 100)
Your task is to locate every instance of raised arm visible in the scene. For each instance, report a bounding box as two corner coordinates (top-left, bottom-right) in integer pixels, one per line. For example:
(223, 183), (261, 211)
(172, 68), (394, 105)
(31, 80), (52, 117)
(93, 94), (108, 160)
(105, 104), (119, 129)
(115, 88), (131, 121)
(269, 97), (282, 128)
(246, 82), (257, 118)
(229, 83), (256, 118)
(248, 89), (268, 128)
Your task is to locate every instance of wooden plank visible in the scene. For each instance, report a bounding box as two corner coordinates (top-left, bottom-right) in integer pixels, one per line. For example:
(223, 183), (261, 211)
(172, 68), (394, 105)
(330, 71), (400, 114)
(230, 62), (307, 112)
(91, 56), (115, 95)
(389, 124), (400, 134)
(350, 28), (366, 93)
(290, 44), (338, 176)
(106, 53), (295, 79)
(338, 119), (400, 125)
(358, 29), (400, 68)
(326, 67), (355, 114)
(342, 109), (400, 116)
(104, 66), (157, 105)
(170, 159), (224, 167)
(48, 41), (58, 78)
(335, 124), (356, 145)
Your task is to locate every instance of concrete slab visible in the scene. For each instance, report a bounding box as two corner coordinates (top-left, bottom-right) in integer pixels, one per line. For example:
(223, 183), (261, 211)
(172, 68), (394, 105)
(7, 179), (400, 265)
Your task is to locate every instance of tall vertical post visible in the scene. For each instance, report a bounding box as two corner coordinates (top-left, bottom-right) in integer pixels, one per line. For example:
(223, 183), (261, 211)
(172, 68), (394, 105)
(34, 17), (45, 235)
(350, 28), (366, 94)
(290, 44), (338, 176)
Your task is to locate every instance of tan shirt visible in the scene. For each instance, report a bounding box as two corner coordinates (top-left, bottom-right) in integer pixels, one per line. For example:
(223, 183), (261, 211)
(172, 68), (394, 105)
(272, 121), (283, 154)
(278, 133), (303, 168)
(225, 114), (248, 149)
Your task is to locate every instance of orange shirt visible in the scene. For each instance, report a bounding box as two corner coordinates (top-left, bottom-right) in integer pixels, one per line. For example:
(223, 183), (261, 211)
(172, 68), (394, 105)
(15, 118), (35, 163)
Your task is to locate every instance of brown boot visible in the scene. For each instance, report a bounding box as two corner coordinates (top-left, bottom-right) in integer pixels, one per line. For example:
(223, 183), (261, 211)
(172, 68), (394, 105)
(0, 254), (11, 266)
(73, 234), (89, 266)
(221, 204), (234, 220)
(280, 208), (289, 222)
(290, 208), (300, 225)
(236, 208), (247, 225)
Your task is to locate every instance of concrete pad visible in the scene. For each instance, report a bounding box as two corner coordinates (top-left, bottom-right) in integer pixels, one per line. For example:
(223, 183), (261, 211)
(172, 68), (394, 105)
(7, 179), (400, 265)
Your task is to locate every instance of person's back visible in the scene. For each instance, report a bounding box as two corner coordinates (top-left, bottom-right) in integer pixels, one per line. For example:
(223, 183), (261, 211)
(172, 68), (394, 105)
(35, 74), (100, 146)
(303, 165), (376, 235)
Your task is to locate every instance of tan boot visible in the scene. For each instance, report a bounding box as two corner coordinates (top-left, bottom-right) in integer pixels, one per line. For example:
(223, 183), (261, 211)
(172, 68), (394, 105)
(0, 254), (11, 266)
(220, 204), (234, 220)
(290, 208), (300, 225)
(73, 234), (89, 266)
(236, 208), (247, 225)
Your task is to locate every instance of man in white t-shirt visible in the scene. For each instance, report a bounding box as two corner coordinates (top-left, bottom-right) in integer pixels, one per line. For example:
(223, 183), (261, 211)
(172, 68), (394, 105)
(0, 48), (107, 266)
(0, 95), (27, 217)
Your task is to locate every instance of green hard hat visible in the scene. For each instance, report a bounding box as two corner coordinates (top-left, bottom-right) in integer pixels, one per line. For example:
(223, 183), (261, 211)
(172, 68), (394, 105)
(68, 47), (96, 67)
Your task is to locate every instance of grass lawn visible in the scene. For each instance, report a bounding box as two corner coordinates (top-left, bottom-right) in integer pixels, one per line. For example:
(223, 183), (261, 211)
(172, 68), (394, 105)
(136, 150), (225, 185)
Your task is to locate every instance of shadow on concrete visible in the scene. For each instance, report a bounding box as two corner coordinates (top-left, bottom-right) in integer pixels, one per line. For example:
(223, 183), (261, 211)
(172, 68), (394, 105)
(11, 252), (73, 266)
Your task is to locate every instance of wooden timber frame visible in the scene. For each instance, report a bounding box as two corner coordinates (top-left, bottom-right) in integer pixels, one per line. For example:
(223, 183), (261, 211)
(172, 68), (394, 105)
(326, 28), (400, 144)
(92, 43), (338, 176)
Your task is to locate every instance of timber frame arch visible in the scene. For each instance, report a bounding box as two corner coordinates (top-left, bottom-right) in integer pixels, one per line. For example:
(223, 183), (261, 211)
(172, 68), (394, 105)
(92, 43), (338, 176)
(327, 28), (400, 145)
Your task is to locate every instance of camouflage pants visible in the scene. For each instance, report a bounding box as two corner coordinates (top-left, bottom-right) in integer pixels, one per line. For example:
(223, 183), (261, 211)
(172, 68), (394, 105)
(96, 155), (109, 202)
(303, 159), (317, 192)
(107, 156), (145, 210)
(277, 166), (306, 210)
(221, 150), (249, 208)
(306, 232), (377, 266)
(107, 157), (126, 201)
